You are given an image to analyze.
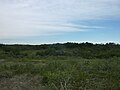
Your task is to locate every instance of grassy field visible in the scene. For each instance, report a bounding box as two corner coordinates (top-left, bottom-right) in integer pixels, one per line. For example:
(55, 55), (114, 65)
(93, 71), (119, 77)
(0, 56), (120, 90)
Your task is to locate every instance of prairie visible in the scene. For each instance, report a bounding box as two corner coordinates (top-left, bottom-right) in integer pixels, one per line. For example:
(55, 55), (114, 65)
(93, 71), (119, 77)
(0, 43), (120, 90)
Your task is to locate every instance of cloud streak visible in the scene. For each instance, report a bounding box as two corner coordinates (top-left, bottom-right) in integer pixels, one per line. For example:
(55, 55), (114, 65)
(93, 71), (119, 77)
(0, 22), (102, 39)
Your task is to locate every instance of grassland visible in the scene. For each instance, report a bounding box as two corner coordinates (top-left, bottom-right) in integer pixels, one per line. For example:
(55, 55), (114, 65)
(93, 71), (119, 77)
(0, 43), (120, 90)
(0, 56), (120, 90)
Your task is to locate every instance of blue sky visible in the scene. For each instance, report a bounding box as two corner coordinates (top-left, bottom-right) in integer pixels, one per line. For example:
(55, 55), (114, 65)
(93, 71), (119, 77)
(0, 0), (120, 44)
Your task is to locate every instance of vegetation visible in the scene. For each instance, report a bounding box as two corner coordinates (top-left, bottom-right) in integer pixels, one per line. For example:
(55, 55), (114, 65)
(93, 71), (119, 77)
(0, 42), (120, 90)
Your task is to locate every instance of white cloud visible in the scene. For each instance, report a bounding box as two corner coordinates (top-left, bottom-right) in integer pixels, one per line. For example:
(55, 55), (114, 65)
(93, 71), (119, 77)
(0, 21), (102, 39)
(0, 0), (120, 39)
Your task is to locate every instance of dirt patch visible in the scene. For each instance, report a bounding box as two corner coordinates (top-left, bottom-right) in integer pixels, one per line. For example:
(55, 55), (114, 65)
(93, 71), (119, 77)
(0, 74), (43, 90)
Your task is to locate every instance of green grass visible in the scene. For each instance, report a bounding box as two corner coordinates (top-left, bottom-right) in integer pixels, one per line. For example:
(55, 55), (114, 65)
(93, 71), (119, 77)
(0, 56), (120, 90)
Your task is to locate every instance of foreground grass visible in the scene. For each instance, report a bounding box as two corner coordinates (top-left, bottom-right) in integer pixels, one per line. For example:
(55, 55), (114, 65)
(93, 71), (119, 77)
(0, 56), (120, 90)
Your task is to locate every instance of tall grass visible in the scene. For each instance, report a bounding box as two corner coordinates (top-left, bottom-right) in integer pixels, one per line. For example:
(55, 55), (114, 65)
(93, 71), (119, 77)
(0, 57), (120, 90)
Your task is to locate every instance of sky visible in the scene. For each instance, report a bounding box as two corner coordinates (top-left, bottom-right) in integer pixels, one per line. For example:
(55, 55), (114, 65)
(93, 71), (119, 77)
(0, 0), (120, 44)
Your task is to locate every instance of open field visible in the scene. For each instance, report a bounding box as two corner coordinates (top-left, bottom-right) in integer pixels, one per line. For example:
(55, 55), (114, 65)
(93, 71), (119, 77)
(0, 56), (120, 90)
(1, 0), (120, 89)
(0, 43), (120, 90)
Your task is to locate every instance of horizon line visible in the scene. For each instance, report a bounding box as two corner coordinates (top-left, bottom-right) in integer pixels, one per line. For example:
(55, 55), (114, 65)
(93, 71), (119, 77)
(0, 41), (120, 45)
